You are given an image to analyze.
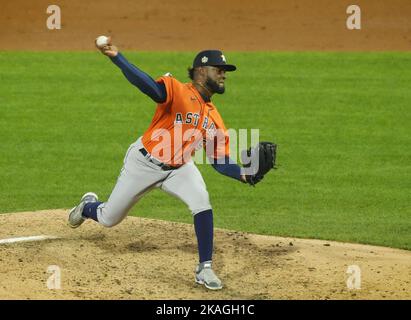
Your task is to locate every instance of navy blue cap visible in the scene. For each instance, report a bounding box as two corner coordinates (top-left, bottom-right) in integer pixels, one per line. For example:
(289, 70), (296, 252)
(193, 50), (236, 71)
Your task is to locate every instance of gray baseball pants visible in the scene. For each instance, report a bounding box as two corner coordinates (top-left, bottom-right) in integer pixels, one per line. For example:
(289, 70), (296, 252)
(96, 137), (212, 227)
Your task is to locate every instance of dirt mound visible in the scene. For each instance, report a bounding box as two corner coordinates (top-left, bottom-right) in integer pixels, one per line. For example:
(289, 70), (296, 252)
(1, 0), (410, 51)
(0, 210), (409, 300)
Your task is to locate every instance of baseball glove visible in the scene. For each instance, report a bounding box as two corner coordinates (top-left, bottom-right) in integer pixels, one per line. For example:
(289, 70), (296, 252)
(241, 141), (277, 186)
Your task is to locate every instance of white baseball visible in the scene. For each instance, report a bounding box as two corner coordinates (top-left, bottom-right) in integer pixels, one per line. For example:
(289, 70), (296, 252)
(96, 36), (109, 48)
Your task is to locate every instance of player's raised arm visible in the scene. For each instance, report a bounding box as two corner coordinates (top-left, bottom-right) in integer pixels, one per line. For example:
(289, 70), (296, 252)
(95, 36), (167, 104)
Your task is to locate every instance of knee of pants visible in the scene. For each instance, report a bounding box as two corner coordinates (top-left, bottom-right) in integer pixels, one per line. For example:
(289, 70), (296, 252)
(97, 205), (126, 228)
(189, 190), (212, 215)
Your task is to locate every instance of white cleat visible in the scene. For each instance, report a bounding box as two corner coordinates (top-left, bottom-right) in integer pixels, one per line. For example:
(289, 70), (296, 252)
(195, 261), (223, 290)
(68, 192), (98, 229)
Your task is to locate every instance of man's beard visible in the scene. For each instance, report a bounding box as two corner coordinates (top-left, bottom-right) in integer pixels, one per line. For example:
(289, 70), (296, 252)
(205, 77), (225, 94)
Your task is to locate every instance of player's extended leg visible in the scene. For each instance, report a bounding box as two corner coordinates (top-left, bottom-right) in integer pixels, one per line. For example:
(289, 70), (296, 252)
(68, 139), (169, 228)
(160, 161), (223, 290)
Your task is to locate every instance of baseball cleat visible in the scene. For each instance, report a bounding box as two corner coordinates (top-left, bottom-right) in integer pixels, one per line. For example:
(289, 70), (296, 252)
(195, 261), (223, 290)
(68, 192), (98, 228)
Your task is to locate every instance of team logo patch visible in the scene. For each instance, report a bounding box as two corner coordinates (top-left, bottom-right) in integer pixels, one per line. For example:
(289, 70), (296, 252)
(201, 56), (208, 64)
(221, 55), (226, 62)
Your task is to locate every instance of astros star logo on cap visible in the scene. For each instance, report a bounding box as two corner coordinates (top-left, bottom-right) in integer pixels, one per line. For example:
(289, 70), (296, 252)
(201, 56), (209, 64)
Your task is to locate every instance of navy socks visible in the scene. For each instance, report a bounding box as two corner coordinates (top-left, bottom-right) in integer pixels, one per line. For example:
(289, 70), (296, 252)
(82, 203), (214, 263)
(82, 202), (102, 222)
(194, 209), (214, 263)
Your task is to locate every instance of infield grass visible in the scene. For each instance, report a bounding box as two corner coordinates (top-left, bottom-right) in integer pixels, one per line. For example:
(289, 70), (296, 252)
(0, 51), (410, 249)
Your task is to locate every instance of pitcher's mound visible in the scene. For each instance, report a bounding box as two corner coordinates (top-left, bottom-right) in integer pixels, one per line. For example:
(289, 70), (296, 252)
(0, 210), (409, 300)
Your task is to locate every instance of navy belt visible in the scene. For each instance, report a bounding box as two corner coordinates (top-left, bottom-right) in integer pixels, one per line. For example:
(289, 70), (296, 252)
(139, 148), (180, 171)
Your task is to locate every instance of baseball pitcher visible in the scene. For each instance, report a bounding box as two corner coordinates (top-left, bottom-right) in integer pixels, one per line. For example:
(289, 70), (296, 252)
(68, 37), (276, 290)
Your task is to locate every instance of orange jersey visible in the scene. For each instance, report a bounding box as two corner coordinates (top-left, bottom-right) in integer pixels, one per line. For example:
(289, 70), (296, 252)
(141, 75), (230, 166)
